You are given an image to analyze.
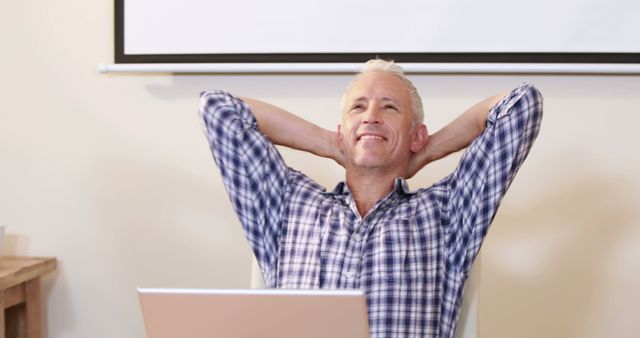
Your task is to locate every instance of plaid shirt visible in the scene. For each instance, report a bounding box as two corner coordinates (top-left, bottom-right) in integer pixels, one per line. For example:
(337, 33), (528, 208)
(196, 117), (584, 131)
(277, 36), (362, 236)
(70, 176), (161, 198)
(200, 83), (543, 338)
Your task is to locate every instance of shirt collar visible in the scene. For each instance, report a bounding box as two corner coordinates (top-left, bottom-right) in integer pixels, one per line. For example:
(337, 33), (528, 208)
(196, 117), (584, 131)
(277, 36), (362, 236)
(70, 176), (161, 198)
(393, 177), (415, 196)
(322, 181), (349, 196)
(322, 177), (416, 197)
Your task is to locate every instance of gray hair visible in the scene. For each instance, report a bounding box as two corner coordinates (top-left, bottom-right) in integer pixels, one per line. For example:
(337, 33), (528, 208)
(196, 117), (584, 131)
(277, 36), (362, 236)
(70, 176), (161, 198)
(341, 59), (424, 125)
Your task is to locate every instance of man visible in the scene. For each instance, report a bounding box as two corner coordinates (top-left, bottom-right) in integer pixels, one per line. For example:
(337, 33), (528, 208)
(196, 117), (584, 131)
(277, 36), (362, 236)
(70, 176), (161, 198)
(200, 59), (543, 338)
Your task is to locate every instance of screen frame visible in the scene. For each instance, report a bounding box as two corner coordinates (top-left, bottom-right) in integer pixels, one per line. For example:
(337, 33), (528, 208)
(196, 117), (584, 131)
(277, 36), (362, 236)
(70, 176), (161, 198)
(114, 0), (640, 65)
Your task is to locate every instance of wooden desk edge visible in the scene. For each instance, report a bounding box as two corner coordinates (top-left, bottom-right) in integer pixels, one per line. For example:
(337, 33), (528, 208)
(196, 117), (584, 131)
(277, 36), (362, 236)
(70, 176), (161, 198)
(0, 256), (57, 290)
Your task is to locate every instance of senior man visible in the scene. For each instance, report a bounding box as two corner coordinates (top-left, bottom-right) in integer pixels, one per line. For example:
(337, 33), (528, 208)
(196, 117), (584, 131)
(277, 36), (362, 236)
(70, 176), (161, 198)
(200, 59), (543, 338)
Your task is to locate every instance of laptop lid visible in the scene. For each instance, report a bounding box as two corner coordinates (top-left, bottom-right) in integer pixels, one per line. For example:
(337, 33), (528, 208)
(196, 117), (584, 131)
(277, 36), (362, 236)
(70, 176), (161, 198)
(138, 288), (370, 338)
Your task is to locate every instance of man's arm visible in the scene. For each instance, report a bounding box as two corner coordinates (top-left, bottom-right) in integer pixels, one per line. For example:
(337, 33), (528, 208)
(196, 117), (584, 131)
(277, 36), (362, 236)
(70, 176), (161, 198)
(200, 91), (295, 287)
(239, 97), (345, 167)
(240, 92), (511, 178)
(444, 83), (543, 272)
(406, 92), (509, 178)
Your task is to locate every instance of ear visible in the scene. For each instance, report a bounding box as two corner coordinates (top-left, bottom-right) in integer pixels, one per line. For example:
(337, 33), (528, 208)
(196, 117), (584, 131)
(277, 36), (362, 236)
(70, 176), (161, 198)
(410, 123), (429, 153)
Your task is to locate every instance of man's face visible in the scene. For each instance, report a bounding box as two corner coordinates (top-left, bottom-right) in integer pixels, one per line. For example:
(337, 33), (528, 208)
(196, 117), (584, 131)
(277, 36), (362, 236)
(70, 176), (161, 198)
(338, 71), (424, 173)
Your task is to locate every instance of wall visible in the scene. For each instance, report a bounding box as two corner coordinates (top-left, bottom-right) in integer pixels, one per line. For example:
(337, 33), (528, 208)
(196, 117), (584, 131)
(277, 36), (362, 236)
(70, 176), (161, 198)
(1, 0), (639, 337)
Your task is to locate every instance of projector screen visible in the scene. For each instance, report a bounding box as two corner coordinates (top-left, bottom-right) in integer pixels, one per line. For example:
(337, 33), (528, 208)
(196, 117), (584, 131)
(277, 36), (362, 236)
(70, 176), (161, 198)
(115, 0), (640, 64)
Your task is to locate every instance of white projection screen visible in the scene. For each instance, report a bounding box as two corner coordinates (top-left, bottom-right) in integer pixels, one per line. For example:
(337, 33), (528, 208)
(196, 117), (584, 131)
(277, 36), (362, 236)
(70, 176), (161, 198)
(115, 0), (640, 64)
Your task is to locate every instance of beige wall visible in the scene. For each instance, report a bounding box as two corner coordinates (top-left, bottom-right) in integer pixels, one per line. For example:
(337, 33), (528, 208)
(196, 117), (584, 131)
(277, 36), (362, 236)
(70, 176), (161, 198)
(1, 0), (639, 337)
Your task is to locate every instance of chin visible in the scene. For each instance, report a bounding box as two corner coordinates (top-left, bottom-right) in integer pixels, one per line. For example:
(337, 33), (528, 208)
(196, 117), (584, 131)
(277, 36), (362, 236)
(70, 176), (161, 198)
(351, 153), (409, 173)
(352, 156), (387, 169)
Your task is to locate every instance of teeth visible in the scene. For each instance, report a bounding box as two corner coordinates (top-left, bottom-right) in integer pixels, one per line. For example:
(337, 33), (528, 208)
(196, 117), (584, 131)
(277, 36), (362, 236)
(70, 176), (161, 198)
(360, 135), (384, 140)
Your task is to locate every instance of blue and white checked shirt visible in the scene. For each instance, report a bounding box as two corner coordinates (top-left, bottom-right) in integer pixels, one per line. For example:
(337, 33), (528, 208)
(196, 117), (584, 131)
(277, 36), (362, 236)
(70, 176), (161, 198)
(200, 83), (543, 338)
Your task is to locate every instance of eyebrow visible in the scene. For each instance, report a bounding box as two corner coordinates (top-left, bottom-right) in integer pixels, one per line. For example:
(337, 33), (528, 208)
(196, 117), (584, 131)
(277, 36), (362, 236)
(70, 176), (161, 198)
(351, 96), (399, 103)
(380, 96), (399, 103)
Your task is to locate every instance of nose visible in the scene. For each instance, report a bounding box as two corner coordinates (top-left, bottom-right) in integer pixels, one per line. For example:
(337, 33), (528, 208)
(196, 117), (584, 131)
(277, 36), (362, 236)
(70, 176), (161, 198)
(362, 106), (382, 125)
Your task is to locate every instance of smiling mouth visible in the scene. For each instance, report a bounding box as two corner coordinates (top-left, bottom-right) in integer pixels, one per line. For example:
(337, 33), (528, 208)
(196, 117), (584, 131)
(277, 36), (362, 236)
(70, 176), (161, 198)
(357, 134), (386, 141)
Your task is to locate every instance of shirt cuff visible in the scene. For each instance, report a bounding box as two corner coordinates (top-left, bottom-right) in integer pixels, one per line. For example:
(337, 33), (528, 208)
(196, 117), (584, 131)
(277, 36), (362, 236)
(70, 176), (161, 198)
(200, 90), (258, 130)
(487, 82), (537, 126)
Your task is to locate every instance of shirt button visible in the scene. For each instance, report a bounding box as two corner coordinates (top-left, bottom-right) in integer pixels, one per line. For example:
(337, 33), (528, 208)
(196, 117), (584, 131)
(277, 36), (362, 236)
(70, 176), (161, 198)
(344, 271), (355, 279)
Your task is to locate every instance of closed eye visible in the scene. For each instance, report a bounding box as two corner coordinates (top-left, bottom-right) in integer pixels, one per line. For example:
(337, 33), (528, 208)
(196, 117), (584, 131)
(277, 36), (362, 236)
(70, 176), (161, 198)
(350, 104), (365, 112)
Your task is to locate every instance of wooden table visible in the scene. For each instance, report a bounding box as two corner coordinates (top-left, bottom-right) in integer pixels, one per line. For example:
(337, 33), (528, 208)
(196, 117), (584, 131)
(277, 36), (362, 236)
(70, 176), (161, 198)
(0, 257), (57, 338)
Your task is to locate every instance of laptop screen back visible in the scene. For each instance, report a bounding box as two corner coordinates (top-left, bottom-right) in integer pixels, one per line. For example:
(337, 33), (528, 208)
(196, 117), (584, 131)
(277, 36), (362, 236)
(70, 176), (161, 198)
(138, 288), (370, 338)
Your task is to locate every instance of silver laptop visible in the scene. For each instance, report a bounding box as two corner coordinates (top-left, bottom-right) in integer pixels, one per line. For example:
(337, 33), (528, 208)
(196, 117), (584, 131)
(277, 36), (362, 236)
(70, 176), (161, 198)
(138, 288), (370, 338)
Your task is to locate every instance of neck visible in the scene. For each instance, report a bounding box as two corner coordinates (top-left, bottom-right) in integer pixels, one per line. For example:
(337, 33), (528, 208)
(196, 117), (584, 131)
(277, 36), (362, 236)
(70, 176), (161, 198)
(345, 167), (403, 217)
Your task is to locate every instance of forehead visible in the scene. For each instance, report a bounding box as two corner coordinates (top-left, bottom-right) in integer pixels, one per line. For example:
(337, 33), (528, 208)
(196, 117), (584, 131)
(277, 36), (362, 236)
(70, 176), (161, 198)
(345, 71), (411, 104)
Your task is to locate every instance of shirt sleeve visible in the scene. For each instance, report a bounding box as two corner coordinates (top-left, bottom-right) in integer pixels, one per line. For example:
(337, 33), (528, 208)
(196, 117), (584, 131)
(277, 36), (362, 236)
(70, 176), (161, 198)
(199, 90), (289, 287)
(441, 83), (543, 274)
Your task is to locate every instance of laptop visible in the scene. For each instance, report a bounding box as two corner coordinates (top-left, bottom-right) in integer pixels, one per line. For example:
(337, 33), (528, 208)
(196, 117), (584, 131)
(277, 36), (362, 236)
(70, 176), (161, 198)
(138, 288), (370, 338)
